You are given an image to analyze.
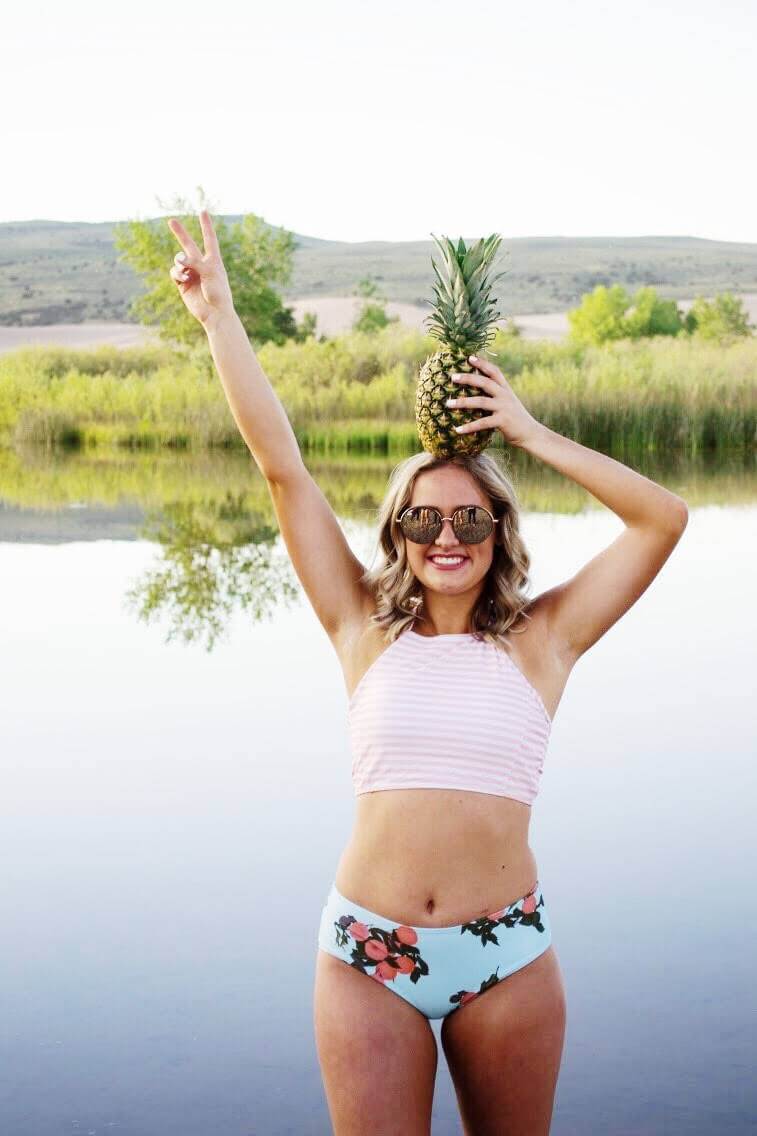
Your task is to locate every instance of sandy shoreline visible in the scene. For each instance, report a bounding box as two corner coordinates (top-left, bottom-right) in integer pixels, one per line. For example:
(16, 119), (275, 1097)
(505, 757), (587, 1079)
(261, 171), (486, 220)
(1, 293), (754, 354)
(0, 306), (572, 354)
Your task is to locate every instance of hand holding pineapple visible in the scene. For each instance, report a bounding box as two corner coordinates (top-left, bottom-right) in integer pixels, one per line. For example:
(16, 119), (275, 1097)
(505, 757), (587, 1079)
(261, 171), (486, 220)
(167, 209), (234, 327)
(416, 234), (539, 455)
(446, 355), (541, 449)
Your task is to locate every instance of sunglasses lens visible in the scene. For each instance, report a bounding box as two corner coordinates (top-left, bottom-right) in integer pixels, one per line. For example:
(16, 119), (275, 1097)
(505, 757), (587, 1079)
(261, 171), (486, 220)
(400, 507), (441, 543)
(400, 506), (494, 544)
(454, 506), (493, 543)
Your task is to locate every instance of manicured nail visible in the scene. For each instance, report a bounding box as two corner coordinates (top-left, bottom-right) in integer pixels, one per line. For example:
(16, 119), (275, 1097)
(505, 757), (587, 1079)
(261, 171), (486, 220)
(469, 354), (478, 362)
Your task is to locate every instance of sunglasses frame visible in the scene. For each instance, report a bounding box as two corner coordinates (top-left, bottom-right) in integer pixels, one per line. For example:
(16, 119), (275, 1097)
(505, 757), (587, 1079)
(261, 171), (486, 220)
(397, 504), (498, 545)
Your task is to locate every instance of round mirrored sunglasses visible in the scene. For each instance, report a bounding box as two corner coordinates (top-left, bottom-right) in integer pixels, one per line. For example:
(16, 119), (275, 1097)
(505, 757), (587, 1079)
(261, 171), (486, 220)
(397, 505), (497, 545)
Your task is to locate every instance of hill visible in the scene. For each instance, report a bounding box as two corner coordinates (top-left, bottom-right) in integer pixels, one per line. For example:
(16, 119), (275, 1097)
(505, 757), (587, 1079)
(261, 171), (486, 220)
(2, 217), (757, 326)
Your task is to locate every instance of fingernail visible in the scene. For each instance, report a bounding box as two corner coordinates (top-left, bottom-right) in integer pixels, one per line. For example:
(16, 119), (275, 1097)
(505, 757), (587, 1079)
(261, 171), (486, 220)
(469, 354), (478, 362)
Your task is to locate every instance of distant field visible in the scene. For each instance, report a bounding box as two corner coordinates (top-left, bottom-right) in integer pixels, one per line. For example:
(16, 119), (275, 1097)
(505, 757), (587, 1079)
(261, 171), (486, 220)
(2, 217), (757, 325)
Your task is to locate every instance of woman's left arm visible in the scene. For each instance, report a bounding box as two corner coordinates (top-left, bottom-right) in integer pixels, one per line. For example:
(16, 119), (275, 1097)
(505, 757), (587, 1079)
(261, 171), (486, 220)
(450, 355), (689, 664)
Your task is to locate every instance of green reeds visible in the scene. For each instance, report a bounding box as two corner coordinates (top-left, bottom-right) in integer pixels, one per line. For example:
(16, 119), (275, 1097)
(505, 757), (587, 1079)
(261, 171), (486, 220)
(0, 325), (753, 457)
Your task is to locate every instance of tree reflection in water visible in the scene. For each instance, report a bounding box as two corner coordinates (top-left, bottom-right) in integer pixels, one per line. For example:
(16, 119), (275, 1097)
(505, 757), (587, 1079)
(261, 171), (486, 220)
(125, 491), (300, 650)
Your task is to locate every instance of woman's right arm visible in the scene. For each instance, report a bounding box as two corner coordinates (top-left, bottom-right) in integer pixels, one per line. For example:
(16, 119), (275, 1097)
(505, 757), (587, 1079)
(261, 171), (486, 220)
(203, 306), (303, 482)
(167, 210), (373, 640)
(167, 210), (300, 482)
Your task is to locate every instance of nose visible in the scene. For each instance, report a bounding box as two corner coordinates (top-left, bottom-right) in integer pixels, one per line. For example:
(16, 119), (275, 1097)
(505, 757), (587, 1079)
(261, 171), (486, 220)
(434, 519), (462, 548)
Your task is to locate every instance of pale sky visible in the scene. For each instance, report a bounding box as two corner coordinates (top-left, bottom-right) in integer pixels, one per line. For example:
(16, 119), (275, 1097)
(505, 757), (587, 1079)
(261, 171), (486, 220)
(2, 0), (756, 243)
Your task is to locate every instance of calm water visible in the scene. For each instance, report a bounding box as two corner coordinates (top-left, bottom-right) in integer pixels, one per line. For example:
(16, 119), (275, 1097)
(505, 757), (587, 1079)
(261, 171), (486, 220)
(0, 452), (755, 1135)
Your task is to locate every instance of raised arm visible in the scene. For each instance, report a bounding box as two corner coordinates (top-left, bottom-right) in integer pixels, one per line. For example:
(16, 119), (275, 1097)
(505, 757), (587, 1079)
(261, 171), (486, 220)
(167, 210), (372, 638)
(513, 424), (688, 664)
(449, 353), (689, 666)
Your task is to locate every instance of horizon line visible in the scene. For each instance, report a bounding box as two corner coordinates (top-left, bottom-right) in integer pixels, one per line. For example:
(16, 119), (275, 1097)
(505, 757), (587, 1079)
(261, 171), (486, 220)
(1, 218), (756, 248)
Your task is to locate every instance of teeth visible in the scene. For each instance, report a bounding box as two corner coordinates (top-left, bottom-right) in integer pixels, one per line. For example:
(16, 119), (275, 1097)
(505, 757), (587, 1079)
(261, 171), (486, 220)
(430, 556), (465, 564)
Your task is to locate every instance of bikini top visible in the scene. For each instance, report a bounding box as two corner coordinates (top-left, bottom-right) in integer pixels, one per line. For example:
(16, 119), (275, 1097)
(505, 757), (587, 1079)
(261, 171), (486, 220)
(348, 623), (552, 806)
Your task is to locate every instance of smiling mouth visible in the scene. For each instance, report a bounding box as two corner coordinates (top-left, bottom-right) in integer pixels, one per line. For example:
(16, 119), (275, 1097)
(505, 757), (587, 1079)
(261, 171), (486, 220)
(427, 555), (469, 566)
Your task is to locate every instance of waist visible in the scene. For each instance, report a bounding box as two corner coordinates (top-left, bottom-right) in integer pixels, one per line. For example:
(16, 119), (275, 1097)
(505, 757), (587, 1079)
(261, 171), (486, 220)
(335, 787), (536, 927)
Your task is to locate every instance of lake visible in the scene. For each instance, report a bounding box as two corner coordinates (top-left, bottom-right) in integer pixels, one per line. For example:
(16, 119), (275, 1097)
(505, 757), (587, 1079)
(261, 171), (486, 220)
(0, 448), (754, 1135)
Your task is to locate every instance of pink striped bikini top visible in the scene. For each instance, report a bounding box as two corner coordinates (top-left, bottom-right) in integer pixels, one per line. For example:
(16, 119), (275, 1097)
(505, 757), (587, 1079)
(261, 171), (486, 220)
(348, 623), (552, 806)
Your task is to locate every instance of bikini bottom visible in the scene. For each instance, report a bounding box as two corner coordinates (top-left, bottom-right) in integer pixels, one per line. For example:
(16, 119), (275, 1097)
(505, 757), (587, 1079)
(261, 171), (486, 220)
(317, 878), (552, 1021)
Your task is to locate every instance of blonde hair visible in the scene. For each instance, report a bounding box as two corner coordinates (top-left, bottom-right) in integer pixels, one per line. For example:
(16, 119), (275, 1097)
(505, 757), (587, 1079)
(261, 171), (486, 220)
(359, 451), (534, 646)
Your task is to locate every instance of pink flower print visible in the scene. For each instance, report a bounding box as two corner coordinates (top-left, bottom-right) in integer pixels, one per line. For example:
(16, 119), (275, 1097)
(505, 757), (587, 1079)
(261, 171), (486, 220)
(371, 971), (386, 983)
(349, 921), (371, 941)
(376, 960), (398, 981)
(365, 939), (389, 962)
(394, 925), (418, 946)
(395, 955), (415, 975)
(487, 908), (507, 921)
(522, 894), (537, 915)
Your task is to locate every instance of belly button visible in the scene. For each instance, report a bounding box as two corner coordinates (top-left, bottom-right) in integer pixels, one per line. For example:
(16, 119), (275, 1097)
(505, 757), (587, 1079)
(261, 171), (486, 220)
(426, 897), (435, 914)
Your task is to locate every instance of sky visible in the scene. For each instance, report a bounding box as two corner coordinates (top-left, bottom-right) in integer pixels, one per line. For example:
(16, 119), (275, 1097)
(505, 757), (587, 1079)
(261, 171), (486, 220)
(2, 0), (756, 243)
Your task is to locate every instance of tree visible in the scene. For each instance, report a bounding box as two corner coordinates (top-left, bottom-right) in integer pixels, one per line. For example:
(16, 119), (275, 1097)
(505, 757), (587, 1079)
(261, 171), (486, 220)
(567, 284), (630, 345)
(113, 187), (313, 347)
(568, 283), (684, 345)
(296, 311), (319, 340)
(684, 293), (754, 343)
(623, 286), (683, 338)
(352, 276), (399, 334)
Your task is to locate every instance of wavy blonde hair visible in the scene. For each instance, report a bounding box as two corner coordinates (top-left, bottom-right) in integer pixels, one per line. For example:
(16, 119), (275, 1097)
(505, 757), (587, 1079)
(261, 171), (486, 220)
(359, 451), (534, 646)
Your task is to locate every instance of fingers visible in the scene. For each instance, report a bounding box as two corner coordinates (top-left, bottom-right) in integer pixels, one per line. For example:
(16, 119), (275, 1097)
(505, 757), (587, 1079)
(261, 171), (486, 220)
(169, 263), (193, 286)
(452, 370), (499, 393)
(198, 209), (220, 258)
(446, 395), (491, 410)
(454, 414), (498, 434)
(468, 353), (503, 381)
(167, 217), (203, 264)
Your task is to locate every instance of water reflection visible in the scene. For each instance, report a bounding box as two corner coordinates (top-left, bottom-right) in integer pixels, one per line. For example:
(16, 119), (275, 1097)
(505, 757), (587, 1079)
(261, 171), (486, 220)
(0, 451), (755, 1134)
(0, 446), (754, 651)
(125, 495), (299, 650)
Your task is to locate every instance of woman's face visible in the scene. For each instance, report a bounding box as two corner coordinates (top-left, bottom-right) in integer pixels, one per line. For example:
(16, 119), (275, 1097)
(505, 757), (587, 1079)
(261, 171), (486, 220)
(402, 467), (496, 598)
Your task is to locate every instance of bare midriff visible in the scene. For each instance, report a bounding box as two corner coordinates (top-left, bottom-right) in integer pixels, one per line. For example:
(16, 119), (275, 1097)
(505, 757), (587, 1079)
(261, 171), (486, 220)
(333, 787), (537, 928)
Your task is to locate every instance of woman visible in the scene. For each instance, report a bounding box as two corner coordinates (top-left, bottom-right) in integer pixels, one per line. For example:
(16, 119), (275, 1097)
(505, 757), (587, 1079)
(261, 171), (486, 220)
(168, 210), (689, 1135)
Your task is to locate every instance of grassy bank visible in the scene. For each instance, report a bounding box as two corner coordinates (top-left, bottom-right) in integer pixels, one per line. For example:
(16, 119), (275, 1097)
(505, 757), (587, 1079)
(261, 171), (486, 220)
(0, 324), (754, 456)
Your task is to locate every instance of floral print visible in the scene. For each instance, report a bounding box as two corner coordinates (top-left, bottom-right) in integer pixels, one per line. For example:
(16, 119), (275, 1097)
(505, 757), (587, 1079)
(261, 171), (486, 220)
(460, 887), (546, 946)
(321, 882), (551, 1018)
(448, 887), (546, 1009)
(449, 969), (502, 1008)
(334, 914), (430, 985)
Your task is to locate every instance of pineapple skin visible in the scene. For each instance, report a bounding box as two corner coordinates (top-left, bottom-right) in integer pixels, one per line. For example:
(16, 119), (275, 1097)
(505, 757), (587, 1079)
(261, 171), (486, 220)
(415, 349), (496, 457)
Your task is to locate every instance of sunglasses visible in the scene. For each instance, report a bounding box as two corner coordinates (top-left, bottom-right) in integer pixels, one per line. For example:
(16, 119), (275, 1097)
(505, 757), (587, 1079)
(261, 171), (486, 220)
(397, 505), (497, 545)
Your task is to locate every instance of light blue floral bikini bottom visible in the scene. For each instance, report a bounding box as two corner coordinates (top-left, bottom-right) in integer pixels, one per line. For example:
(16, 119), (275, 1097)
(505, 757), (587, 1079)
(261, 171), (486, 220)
(317, 879), (552, 1021)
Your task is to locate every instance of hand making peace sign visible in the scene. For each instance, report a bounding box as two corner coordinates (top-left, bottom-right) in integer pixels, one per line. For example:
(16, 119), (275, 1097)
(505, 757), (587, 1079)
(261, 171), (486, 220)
(167, 209), (234, 326)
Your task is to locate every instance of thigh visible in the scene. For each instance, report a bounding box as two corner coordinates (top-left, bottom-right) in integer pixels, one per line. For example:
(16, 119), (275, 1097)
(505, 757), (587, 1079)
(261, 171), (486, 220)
(313, 949), (439, 1136)
(440, 945), (567, 1136)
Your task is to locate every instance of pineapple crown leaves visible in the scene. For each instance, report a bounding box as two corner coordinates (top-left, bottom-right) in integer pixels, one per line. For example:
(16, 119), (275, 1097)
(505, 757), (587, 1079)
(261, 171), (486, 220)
(423, 234), (509, 353)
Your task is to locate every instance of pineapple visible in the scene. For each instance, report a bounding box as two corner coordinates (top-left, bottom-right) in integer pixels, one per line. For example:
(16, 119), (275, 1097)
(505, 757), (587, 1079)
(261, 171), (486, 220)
(416, 234), (508, 457)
